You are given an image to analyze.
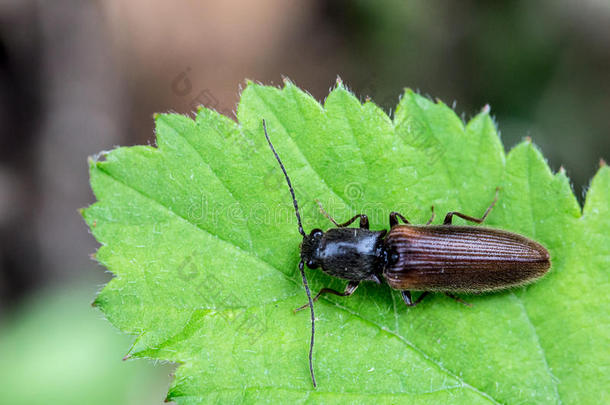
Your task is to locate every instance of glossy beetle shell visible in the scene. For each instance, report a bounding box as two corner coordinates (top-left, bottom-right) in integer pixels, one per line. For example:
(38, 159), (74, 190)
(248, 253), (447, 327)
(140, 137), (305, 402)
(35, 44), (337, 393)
(382, 225), (550, 292)
(306, 227), (387, 281)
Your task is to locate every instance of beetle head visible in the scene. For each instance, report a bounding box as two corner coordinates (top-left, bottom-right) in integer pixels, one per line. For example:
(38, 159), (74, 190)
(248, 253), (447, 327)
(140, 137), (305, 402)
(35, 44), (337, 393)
(300, 228), (323, 269)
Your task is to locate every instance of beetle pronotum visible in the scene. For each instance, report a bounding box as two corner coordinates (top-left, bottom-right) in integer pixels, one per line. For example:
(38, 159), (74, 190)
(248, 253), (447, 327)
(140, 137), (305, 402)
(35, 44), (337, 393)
(262, 119), (550, 387)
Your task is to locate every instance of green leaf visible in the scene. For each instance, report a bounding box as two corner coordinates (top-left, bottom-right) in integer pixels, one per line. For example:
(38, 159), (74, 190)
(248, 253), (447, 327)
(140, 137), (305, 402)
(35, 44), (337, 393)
(83, 80), (609, 404)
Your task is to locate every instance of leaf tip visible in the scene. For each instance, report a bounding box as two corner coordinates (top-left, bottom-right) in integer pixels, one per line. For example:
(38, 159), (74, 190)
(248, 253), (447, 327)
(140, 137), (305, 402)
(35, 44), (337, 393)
(403, 87), (415, 96)
(281, 75), (294, 87)
(482, 104), (491, 114)
(600, 158), (607, 168)
(87, 155), (101, 171)
(525, 136), (532, 143)
(91, 292), (106, 309)
(89, 150), (112, 166)
(434, 97), (447, 106)
(244, 78), (256, 90)
(122, 354), (132, 361)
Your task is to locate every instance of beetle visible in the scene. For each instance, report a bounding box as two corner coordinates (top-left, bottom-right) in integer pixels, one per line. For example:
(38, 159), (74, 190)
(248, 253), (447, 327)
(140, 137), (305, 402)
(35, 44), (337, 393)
(262, 120), (550, 388)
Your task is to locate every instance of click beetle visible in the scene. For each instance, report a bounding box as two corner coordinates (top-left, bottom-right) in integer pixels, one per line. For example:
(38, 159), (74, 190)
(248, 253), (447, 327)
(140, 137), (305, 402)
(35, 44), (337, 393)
(262, 120), (550, 387)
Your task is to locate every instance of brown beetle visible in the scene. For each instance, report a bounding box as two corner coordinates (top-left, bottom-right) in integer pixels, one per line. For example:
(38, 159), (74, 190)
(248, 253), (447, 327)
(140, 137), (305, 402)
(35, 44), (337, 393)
(263, 120), (550, 387)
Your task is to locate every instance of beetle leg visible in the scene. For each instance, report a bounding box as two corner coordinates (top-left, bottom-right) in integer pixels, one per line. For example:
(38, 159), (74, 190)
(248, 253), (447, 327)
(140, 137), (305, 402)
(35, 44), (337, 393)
(443, 188), (499, 225)
(444, 293), (472, 307)
(294, 281), (360, 312)
(315, 200), (369, 229)
(389, 212), (411, 227)
(337, 214), (369, 229)
(367, 273), (382, 284)
(401, 291), (429, 307)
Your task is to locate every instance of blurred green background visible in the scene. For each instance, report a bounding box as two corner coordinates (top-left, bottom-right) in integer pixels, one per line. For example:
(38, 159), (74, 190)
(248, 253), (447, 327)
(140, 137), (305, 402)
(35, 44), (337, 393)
(0, 0), (608, 403)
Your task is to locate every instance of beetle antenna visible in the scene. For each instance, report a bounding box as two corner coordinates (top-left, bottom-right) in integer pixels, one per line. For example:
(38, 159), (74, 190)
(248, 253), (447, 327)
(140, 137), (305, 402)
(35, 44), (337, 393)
(263, 119), (317, 387)
(262, 119), (306, 238)
(299, 259), (317, 387)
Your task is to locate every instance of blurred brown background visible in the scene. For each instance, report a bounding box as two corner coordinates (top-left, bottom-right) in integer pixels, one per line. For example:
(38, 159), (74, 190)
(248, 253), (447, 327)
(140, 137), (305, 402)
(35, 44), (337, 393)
(0, 1), (608, 403)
